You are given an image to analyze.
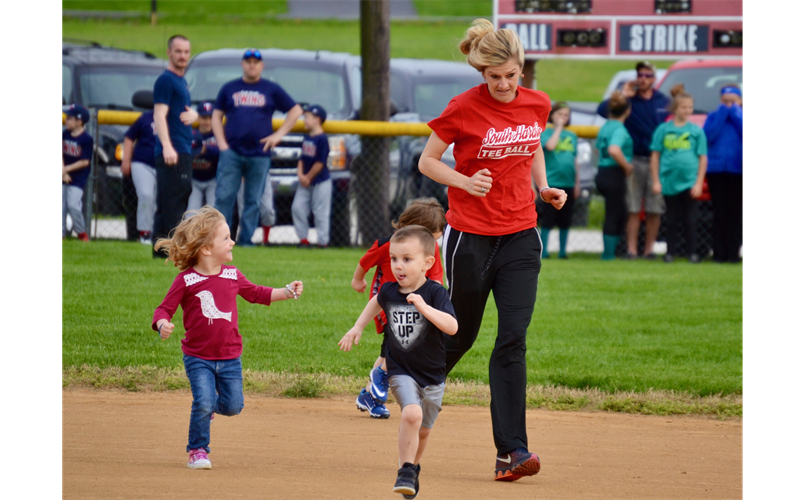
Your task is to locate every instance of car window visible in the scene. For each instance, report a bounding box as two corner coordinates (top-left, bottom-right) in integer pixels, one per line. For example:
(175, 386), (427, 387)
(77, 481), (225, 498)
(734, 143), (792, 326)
(413, 80), (480, 122)
(63, 64), (74, 105)
(78, 66), (163, 109)
(390, 74), (409, 113)
(658, 66), (742, 113)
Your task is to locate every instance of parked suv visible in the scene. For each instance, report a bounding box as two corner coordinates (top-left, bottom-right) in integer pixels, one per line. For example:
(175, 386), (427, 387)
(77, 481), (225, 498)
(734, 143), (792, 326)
(62, 40), (166, 239)
(184, 48), (360, 245)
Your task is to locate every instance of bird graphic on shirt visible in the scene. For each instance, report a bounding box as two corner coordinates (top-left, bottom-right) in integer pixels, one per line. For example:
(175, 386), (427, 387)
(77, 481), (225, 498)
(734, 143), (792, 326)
(195, 290), (232, 324)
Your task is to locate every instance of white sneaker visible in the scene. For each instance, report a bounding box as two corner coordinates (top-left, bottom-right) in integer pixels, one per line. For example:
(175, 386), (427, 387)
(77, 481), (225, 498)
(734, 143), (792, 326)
(188, 448), (211, 469)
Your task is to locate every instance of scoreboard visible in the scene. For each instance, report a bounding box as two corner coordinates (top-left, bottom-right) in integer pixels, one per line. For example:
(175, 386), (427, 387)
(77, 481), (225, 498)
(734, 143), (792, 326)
(494, 0), (742, 59)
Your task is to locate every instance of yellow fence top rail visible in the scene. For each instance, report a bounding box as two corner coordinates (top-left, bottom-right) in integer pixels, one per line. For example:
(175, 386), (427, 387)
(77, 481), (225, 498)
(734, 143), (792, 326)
(63, 111), (601, 139)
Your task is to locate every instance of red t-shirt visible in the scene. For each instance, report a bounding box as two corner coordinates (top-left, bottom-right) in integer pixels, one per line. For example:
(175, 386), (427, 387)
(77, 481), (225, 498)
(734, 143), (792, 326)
(152, 265), (273, 360)
(428, 84), (552, 236)
(359, 234), (444, 333)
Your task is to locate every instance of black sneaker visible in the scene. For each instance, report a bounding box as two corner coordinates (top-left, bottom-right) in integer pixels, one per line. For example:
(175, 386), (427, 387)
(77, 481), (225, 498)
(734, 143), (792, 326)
(494, 448), (541, 481)
(622, 252), (638, 260)
(402, 464), (420, 499)
(663, 254), (674, 263)
(393, 463), (418, 496)
(642, 253), (657, 260)
(689, 254), (701, 264)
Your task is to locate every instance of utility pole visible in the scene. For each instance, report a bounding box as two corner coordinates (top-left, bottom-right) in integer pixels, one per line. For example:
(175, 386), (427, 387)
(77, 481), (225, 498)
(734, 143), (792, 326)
(151, 0), (158, 26)
(354, 0), (391, 244)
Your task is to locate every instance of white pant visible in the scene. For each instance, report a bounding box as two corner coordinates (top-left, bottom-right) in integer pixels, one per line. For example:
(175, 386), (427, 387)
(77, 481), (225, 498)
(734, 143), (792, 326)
(130, 161), (157, 233)
(292, 179), (332, 246)
(237, 174), (275, 227)
(62, 184), (86, 236)
(188, 178), (217, 213)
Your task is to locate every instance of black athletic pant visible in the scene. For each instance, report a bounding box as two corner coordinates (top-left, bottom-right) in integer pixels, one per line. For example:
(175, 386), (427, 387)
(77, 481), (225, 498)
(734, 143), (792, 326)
(152, 154), (193, 257)
(595, 167), (628, 236)
(707, 173), (742, 262)
(664, 189), (698, 257)
(443, 226), (542, 455)
(537, 185), (576, 229)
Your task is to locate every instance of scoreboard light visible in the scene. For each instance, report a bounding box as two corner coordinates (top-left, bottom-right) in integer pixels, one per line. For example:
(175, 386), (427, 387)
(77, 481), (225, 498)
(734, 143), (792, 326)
(557, 28), (606, 47)
(515, 0), (592, 14)
(654, 1), (692, 14)
(713, 29), (742, 48)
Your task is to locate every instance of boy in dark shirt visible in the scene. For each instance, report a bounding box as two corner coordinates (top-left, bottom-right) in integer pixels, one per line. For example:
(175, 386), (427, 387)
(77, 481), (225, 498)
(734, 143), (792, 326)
(292, 104), (332, 247)
(62, 104), (93, 241)
(339, 225), (457, 499)
(189, 101), (220, 212)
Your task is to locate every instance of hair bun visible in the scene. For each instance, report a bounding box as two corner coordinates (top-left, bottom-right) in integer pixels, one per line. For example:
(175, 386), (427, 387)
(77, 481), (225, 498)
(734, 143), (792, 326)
(670, 83), (686, 97)
(460, 18), (495, 55)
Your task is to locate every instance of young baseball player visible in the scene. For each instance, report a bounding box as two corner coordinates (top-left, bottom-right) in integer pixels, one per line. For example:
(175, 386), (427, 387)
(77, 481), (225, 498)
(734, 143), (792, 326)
(291, 104), (332, 247)
(152, 206), (303, 469)
(350, 198), (446, 419)
(339, 225), (457, 499)
(62, 104), (93, 241)
(188, 101), (220, 212)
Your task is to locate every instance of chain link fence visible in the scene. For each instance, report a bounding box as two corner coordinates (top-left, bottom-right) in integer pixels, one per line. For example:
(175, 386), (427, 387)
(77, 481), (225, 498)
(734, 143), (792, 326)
(65, 111), (715, 256)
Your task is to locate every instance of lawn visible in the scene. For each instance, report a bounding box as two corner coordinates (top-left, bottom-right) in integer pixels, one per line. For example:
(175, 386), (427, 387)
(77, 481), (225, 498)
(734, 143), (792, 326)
(63, 240), (742, 400)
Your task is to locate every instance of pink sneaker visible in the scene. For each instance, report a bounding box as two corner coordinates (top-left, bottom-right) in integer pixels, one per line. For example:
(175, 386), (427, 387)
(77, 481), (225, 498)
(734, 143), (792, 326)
(188, 448), (211, 469)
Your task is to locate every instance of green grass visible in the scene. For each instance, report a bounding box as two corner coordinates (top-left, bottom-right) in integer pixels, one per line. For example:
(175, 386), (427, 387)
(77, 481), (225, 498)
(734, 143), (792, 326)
(63, 240), (742, 403)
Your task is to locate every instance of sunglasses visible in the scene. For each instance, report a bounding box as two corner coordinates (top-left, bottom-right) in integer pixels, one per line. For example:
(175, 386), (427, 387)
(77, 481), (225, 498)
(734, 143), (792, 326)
(637, 72), (655, 78)
(243, 49), (262, 60)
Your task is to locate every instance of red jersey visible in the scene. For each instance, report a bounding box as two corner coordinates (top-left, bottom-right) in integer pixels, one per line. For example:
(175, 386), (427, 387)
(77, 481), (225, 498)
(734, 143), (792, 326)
(428, 84), (552, 236)
(152, 265), (273, 360)
(359, 234), (444, 333)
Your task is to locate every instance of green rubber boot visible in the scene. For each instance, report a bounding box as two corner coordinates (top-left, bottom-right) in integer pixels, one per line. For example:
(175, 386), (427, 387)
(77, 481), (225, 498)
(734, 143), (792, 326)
(558, 228), (569, 259)
(602, 234), (620, 261)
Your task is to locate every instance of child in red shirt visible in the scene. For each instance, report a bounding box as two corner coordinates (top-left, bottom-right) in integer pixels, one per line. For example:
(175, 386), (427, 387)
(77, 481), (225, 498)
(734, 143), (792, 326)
(350, 198), (446, 418)
(152, 205), (303, 469)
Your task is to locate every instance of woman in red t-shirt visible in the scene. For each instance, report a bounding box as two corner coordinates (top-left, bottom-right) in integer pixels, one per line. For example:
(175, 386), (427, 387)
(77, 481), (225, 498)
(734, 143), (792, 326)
(419, 19), (567, 483)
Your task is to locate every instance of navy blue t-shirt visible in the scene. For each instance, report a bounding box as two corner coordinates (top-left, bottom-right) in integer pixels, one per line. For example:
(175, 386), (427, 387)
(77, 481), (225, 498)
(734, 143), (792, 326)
(62, 129), (93, 189)
(153, 70), (192, 155)
(214, 78), (297, 157)
(597, 90), (671, 156)
(124, 111), (156, 167)
(190, 129), (220, 182)
(377, 279), (456, 388)
(300, 133), (330, 185)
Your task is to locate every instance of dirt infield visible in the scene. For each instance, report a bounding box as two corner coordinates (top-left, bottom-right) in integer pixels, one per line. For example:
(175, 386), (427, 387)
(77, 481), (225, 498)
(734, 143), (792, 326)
(63, 389), (741, 499)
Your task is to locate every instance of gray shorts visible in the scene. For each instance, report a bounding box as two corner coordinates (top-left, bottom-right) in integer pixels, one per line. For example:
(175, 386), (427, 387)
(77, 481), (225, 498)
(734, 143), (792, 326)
(389, 374), (445, 429)
(627, 155), (666, 214)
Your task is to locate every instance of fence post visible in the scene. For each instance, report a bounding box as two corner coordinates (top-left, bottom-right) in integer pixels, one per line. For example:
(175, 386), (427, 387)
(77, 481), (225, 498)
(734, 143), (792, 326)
(84, 109), (98, 238)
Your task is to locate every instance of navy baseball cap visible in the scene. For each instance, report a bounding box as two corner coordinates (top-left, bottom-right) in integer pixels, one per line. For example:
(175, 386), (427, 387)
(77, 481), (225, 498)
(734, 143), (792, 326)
(197, 101), (214, 116)
(242, 48), (262, 61)
(65, 104), (89, 124)
(305, 104), (327, 123)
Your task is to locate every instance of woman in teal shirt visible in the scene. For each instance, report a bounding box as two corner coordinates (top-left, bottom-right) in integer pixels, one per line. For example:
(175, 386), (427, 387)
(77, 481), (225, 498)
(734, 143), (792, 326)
(539, 102), (579, 259)
(650, 84), (708, 263)
(595, 92), (634, 260)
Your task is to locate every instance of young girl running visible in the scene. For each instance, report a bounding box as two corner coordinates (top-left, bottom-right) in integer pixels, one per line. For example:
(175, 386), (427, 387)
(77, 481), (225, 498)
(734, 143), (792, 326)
(152, 206), (303, 469)
(650, 84), (708, 263)
(350, 198), (446, 419)
(595, 91), (634, 260)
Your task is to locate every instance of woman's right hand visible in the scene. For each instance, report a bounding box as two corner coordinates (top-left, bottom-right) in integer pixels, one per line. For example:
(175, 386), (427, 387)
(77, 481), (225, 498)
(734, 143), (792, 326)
(465, 168), (493, 197)
(351, 278), (366, 293)
(651, 181), (662, 195)
(622, 163), (634, 176)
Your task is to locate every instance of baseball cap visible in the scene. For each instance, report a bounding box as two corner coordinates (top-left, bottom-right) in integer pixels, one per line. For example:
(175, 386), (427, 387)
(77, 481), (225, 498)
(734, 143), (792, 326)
(635, 61), (656, 73)
(197, 101), (214, 116)
(305, 104), (327, 123)
(242, 48), (262, 61)
(65, 104), (90, 124)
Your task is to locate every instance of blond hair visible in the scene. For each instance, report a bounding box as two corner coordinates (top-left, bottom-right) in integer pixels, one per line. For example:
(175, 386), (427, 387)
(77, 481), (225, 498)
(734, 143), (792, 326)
(459, 19), (524, 72)
(390, 225), (437, 257)
(154, 206), (226, 271)
(391, 197), (446, 234)
(668, 83), (694, 113)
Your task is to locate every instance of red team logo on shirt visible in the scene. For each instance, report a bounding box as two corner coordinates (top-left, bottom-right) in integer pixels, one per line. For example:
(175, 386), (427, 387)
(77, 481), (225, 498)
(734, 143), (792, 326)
(302, 140), (317, 157)
(232, 91), (266, 107)
(63, 140), (82, 157)
(478, 122), (543, 160)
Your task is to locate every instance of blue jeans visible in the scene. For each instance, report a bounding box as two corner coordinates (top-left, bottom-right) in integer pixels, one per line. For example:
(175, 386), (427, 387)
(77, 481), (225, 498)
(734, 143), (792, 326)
(214, 149), (271, 246)
(183, 354), (244, 453)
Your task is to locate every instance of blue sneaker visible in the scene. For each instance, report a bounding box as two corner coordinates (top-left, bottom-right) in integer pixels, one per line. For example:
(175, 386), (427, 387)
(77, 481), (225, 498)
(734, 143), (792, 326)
(369, 367), (389, 402)
(356, 389), (390, 419)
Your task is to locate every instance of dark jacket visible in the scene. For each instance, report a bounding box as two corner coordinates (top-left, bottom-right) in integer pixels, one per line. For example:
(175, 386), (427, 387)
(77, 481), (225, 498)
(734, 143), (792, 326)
(703, 104), (743, 175)
(597, 91), (671, 156)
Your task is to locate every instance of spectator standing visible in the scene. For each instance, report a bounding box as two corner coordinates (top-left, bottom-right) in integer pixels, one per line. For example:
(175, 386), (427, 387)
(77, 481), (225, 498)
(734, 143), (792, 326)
(597, 61), (670, 259)
(650, 85), (708, 263)
(121, 110), (157, 244)
(152, 34), (197, 258)
(292, 105), (332, 248)
(595, 92), (634, 260)
(538, 102), (579, 259)
(212, 48), (303, 246)
(188, 101), (220, 212)
(704, 84), (742, 263)
(62, 104), (93, 242)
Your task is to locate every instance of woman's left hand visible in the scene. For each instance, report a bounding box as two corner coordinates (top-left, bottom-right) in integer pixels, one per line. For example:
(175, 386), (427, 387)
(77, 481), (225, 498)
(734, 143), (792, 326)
(542, 187), (567, 210)
(690, 183), (703, 199)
